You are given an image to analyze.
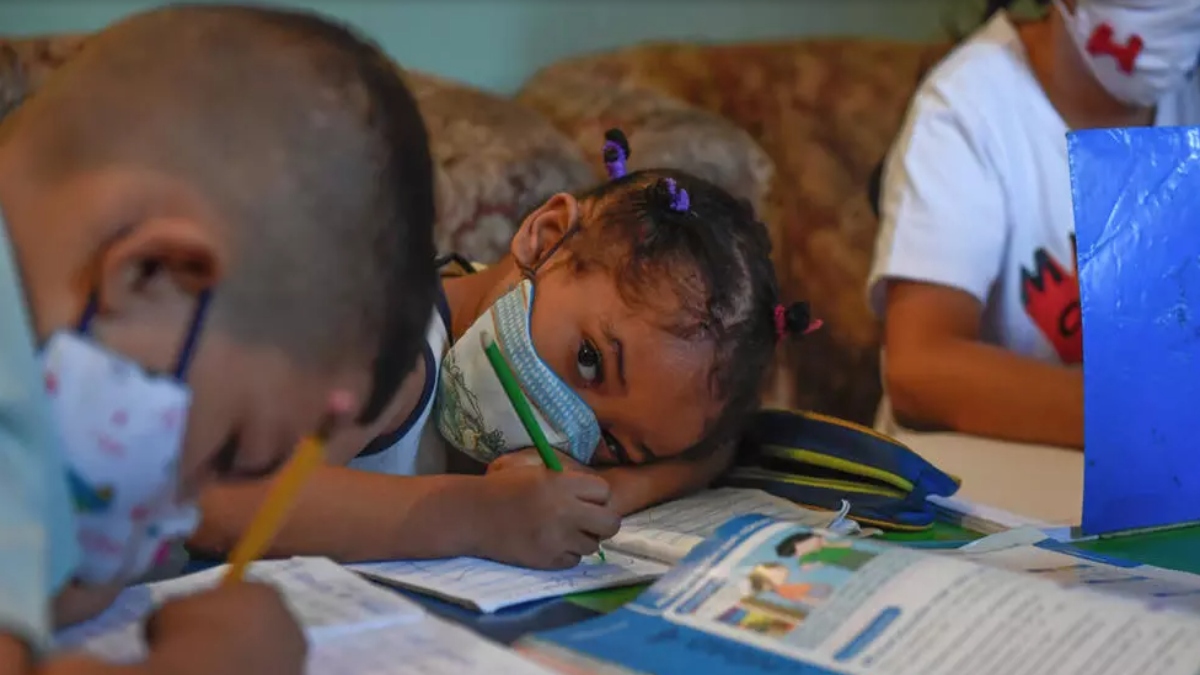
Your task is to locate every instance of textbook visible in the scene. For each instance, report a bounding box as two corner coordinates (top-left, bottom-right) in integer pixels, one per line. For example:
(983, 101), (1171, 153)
(350, 488), (844, 613)
(517, 515), (1200, 675)
(55, 557), (554, 675)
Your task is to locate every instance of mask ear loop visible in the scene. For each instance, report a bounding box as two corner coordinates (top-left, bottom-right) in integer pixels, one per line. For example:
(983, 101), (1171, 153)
(73, 288), (212, 381)
(137, 289), (212, 579)
(76, 293), (100, 333)
(171, 289), (213, 381)
(516, 220), (585, 282)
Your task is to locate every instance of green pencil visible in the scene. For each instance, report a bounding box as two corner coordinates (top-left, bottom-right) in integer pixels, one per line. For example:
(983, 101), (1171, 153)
(482, 333), (606, 562)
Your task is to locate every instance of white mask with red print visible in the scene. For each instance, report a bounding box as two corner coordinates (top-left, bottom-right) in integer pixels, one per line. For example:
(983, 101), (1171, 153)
(44, 292), (210, 585)
(1056, 0), (1200, 107)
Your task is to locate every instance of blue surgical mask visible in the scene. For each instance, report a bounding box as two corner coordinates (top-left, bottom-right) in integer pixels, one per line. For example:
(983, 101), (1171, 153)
(435, 278), (602, 465)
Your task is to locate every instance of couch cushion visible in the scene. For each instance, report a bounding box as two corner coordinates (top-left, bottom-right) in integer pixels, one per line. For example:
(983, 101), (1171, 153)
(518, 66), (774, 216)
(404, 72), (594, 263)
(0, 34), (88, 120)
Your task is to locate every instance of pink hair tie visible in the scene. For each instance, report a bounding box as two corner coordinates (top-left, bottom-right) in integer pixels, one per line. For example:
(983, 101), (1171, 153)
(775, 302), (823, 339)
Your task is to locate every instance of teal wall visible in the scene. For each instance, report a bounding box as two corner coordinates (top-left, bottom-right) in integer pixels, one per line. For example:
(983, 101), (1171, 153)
(0, 0), (955, 93)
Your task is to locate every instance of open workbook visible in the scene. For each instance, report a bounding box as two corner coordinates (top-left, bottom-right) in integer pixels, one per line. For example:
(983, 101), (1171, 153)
(55, 557), (554, 675)
(349, 488), (845, 613)
(517, 515), (1200, 675)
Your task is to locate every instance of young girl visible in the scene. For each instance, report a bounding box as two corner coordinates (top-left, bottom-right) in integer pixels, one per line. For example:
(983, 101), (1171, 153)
(191, 129), (818, 570)
(870, 0), (1200, 448)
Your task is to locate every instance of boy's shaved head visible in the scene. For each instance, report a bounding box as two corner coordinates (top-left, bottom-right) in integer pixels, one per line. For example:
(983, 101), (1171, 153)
(6, 4), (437, 422)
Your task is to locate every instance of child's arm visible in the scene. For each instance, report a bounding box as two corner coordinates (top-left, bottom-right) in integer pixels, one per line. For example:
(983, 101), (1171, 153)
(0, 635), (32, 674)
(190, 465), (619, 568)
(597, 441), (737, 515)
(487, 442), (738, 516)
(191, 469), (490, 562)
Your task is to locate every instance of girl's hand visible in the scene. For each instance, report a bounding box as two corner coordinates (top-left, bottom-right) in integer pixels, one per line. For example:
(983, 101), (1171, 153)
(487, 448), (593, 475)
(474, 466), (618, 569)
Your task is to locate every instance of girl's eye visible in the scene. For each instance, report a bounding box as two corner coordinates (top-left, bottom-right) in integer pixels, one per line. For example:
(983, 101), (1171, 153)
(577, 340), (603, 385)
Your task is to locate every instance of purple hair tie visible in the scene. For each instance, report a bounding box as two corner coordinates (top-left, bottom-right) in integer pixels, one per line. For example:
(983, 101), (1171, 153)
(663, 178), (690, 212)
(602, 128), (631, 180)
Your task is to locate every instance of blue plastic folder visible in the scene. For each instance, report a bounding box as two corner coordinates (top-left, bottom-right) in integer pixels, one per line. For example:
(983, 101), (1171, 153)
(1070, 126), (1200, 535)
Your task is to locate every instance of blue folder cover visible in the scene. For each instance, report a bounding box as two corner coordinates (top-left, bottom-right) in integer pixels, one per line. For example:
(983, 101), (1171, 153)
(1070, 126), (1200, 535)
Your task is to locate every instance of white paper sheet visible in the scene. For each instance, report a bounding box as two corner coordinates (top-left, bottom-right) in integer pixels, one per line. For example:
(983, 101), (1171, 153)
(55, 557), (423, 661)
(351, 551), (667, 613)
(308, 614), (555, 675)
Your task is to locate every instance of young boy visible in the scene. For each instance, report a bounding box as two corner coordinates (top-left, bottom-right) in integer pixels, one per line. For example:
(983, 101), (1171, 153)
(0, 5), (436, 674)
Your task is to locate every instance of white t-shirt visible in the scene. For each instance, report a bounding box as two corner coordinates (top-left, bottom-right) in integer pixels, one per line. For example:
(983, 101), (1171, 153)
(348, 294), (450, 476)
(868, 12), (1200, 428)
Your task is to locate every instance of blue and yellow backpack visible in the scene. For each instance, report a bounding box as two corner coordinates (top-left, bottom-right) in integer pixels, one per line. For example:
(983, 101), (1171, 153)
(722, 409), (961, 531)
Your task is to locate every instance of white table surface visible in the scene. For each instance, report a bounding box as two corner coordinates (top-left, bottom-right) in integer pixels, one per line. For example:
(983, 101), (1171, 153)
(892, 430), (1084, 526)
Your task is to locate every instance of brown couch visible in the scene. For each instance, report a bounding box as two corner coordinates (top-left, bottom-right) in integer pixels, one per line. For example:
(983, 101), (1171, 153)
(1, 32), (953, 425)
(519, 40), (953, 423)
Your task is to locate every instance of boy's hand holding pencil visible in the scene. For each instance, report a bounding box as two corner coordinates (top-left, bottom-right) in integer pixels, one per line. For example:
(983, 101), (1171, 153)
(140, 392), (355, 675)
(145, 580), (306, 675)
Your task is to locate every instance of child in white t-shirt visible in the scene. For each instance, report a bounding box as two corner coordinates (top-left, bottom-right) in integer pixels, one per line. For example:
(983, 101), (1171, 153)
(868, 0), (1200, 448)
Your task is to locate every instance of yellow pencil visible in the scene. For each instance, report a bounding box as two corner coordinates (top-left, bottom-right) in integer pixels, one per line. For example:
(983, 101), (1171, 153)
(221, 416), (336, 585)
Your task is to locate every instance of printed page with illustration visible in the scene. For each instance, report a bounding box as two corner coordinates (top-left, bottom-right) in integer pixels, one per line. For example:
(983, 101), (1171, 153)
(519, 515), (1200, 675)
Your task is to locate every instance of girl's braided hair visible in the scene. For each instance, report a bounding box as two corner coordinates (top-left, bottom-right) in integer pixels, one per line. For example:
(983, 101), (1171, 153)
(560, 129), (820, 457)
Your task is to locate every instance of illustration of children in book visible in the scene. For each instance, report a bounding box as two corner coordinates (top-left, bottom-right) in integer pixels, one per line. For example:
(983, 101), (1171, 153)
(708, 560), (843, 638)
(715, 605), (795, 638)
(746, 562), (833, 608)
(775, 532), (876, 573)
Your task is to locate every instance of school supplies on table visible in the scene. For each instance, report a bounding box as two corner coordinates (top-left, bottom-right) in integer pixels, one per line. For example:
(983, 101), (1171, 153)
(947, 528), (1200, 614)
(723, 409), (960, 531)
(352, 487), (845, 613)
(304, 612), (555, 675)
(518, 514), (1200, 675)
(611, 486), (858, 565)
(352, 551), (667, 614)
(55, 557), (554, 674)
(223, 411), (339, 584)
(927, 494), (1056, 535)
(56, 557), (423, 664)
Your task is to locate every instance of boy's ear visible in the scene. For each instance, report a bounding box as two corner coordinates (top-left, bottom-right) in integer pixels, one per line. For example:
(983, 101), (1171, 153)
(96, 217), (223, 320)
(510, 193), (579, 269)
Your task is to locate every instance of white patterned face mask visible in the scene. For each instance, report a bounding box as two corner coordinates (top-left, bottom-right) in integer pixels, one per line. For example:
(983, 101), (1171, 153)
(1057, 0), (1200, 107)
(435, 278), (602, 465)
(45, 291), (211, 585)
